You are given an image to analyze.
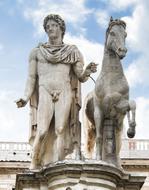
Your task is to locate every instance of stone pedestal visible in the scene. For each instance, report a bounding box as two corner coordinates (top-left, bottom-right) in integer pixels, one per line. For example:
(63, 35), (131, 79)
(15, 160), (145, 190)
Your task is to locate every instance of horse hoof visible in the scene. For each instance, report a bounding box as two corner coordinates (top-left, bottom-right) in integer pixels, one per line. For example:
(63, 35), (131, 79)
(127, 127), (135, 138)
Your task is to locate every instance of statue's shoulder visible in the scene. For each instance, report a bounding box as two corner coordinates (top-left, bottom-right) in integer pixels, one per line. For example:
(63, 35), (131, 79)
(65, 44), (83, 59)
(64, 44), (82, 55)
(65, 44), (79, 50)
(29, 43), (43, 60)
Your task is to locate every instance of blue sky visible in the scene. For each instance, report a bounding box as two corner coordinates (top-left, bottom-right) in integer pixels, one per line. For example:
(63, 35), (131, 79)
(0, 0), (149, 142)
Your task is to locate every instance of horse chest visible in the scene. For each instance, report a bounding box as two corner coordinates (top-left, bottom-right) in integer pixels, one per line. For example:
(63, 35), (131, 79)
(96, 73), (128, 96)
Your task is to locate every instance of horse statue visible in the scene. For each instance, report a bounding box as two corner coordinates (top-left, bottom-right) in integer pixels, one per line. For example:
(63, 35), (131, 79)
(84, 17), (136, 167)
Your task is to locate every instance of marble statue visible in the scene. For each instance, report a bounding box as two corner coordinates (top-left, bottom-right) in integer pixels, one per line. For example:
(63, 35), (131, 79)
(16, 14), (97, 170)
(84, 17), (136, 167)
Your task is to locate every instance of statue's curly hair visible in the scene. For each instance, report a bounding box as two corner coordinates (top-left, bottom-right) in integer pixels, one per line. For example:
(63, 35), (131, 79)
(43, 14), (66, 38)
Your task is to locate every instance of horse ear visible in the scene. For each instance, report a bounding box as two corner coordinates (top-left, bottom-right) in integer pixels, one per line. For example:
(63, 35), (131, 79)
(110, 16), (113, 22)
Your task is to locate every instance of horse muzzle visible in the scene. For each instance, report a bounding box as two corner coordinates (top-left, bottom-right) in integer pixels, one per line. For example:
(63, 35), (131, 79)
(116, 47), (127, 59)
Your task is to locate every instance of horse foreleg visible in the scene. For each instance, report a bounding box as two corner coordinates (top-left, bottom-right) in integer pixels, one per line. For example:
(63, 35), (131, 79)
(115, 116), (124, 168)
(127, 100), (136, 138)
(94, 97), (103, 160)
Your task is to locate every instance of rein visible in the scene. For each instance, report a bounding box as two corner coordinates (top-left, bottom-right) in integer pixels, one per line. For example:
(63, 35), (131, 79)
(89, 76), (96, 84)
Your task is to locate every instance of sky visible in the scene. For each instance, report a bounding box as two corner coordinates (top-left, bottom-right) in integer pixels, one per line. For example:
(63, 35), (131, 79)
(0, 0), (149, 142)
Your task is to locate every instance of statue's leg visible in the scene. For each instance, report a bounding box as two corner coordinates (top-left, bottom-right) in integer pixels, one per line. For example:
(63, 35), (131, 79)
(30, 87), (54, 170)
(54, 88), (72, 161)
(127, 100), (136, 138)
(94, 96), (103, 160)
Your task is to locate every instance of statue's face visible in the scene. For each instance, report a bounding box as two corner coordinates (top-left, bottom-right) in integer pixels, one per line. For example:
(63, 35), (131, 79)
(45, 19), (62, 40)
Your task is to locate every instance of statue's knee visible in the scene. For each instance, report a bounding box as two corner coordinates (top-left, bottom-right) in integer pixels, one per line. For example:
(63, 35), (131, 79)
(38, 130), (47, 140)
(94, 109), (101, 119)
(55, 127), (64, 136)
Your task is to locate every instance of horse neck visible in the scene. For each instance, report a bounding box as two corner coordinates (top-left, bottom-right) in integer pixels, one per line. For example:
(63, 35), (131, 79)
(101, 47), (123, 72)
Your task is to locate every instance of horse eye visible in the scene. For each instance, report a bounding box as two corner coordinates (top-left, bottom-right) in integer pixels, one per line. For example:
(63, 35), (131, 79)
(110, 32), (115, 36)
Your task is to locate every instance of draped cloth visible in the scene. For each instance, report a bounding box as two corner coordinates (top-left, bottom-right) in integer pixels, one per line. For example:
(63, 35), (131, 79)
(28, 43), (82, 162)
(39, 43), (82, 64)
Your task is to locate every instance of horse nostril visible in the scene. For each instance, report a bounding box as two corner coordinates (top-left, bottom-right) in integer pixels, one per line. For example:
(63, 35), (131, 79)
(124, 48), (127, 53)
(118, 47), (122, 51)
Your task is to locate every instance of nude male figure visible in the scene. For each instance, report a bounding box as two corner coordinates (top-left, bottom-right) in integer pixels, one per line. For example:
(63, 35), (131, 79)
(16, 14), (97, 170)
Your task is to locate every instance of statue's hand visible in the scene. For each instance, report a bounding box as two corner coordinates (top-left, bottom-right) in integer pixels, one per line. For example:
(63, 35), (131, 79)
(85, 62), (98, 76)
(15, 98), (27, 108)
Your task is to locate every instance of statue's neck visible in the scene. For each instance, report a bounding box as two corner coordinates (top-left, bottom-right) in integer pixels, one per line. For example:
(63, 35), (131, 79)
(48, 36), (63, 46)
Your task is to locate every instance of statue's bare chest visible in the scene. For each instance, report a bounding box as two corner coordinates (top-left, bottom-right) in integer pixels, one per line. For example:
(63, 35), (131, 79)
(36, 51), (71, 90)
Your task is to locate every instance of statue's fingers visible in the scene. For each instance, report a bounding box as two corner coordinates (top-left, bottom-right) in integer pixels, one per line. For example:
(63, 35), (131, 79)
(91, 63), (98, 66)
(91, 69), (97, 73)
(16, 102), (23, 108)
(91, 66), (97, 72)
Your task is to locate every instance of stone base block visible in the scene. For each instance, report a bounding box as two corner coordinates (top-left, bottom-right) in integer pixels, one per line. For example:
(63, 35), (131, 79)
(15, 160), (145, 190)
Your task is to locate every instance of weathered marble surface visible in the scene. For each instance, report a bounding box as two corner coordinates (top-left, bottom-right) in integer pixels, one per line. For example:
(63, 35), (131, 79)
(15, 160), (145, 190)
(84, 17), (136, 167)
(15, 14), (97, 170)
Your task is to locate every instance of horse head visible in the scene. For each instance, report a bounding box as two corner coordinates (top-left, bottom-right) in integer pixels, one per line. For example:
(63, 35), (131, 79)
(105, 17), (127, 59)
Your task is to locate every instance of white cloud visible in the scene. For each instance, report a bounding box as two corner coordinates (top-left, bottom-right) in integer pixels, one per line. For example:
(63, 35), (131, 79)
(135, 97), (149, 139)
(23, 0), (92, 36)
(65, 33), (103, 67)
(95, 10), (110, 29)
(125, 55), (149, 88)
(108, 0), (139, 10)
(0, 90), (29, 142)
(123, 1), (149, 87)
(122, 4), (145, 53)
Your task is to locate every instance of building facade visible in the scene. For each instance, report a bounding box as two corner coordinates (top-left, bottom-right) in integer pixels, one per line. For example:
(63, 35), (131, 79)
(0, 142), (30, 190)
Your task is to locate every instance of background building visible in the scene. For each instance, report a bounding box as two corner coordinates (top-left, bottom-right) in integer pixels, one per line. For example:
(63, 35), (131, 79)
(0, 142), (30, 190)
(0, 139), (149, 190)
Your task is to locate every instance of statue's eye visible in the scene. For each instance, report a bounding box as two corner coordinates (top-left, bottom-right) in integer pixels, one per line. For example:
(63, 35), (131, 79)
(110, 31), (115, 36)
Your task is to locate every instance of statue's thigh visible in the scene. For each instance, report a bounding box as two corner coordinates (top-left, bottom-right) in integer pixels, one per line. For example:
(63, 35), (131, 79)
(37, 87), (54, 129)
(55, 89), (72, 128)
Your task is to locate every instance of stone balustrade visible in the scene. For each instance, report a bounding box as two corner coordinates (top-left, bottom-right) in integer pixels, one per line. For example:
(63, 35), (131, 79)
(0, 142), (31, 162)
(1, 139), (149, 162)
(120, 139), (149, 159)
